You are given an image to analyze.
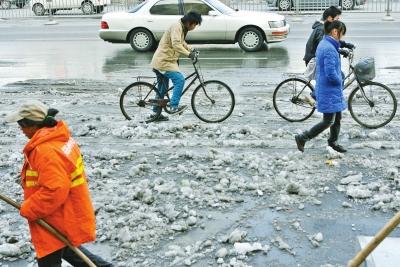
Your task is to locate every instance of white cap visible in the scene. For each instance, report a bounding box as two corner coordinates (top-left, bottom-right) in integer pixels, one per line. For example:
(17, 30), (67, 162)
(6, 100), (49, 123)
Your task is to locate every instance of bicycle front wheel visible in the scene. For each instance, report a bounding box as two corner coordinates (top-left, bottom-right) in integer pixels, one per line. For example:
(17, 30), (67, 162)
(348, 81), (397, 129)
(191, 80), (235, 123)
(273, 78), (316, 122)
(120, 81), (162, 123)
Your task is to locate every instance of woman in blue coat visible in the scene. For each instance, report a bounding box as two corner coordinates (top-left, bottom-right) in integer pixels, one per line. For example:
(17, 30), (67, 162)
(295, 20), (347, 153)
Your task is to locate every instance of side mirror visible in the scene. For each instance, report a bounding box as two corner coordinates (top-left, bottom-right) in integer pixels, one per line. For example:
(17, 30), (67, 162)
(208, 10), (219, 16)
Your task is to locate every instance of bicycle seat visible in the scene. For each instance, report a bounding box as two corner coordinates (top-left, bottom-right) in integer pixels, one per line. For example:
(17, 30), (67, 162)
(152, 68), (165, 77)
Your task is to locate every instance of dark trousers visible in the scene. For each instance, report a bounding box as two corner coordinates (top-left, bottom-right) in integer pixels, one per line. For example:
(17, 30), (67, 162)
(304, 112), (342, 143)
(37, 246), (113, 267)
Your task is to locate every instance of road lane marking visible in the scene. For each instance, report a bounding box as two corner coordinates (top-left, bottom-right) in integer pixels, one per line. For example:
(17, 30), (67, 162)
(289, 36), (400, 39)
(1, 38), (99, 41)
(18, 38), (98, 40)
(196, 58), (269, 60)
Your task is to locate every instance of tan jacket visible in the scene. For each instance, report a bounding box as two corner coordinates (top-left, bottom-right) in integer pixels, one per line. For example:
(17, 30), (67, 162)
(151, 21), (191, 72)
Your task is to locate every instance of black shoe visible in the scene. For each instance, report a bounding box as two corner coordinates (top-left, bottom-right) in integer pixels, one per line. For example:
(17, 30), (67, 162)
(149, 114), (169, 122)
(295, 134), (306, 152)
(328, 142), (347, 153)
(170, 105), (187, 115)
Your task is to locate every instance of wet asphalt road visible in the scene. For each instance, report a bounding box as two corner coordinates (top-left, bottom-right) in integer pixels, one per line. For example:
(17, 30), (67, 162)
(1, 13), (400, 86)
(1, 13), (400, 267)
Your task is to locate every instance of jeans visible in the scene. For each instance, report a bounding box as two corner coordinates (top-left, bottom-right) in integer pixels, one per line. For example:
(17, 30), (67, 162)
(154, 70), (185, 112)
(37, 246), (114, 267)
(303, 112), (342, 143)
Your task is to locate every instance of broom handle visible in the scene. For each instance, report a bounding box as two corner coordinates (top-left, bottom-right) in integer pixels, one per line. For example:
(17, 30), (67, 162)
(0, 193), (97, 267)
(348, 212), (400, 267)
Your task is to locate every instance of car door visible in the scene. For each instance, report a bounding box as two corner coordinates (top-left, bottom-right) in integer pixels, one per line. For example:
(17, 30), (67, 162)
(299, 0), (339, 10)
(146, 0), (183, 40)
(48, 0), (61, 9)
(50, 0), (79, 9)
(182, 0), (227, 41)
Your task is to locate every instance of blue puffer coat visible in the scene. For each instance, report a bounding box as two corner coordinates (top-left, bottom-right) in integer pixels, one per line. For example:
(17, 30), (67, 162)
(315, 35), (347, 113)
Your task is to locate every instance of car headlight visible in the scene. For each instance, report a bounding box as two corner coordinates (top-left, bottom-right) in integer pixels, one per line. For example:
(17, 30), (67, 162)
(269, 20), (285, 28)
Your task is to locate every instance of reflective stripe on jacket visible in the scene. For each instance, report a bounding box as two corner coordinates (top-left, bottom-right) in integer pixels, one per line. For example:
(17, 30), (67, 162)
(20, 121), (96, 258)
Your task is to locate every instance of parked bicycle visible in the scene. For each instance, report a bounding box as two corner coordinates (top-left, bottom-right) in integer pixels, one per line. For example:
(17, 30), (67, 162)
(273, 48), (397, 129)
(120, 51), (235, 123)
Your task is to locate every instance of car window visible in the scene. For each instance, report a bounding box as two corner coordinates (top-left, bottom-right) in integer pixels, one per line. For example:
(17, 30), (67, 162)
(129, 0), (147, 13)
(183, 0), (213, 15)
(205, 0), (235, 14)
(150, 0), (180, 15)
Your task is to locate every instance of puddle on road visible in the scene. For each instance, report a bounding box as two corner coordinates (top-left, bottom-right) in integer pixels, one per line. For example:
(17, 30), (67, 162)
(102, 46), (291, 74)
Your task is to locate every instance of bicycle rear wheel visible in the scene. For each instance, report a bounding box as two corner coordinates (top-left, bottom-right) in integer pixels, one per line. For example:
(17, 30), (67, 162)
(119, 81), (162, 123)
(273, 78), (316, 122)
(348, 81), (397, 129)
(191, 80), (235, 123)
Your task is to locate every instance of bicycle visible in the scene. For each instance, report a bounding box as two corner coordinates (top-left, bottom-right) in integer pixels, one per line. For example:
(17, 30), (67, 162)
(273, 48), (397, 129)
(120, 51), (235, 123)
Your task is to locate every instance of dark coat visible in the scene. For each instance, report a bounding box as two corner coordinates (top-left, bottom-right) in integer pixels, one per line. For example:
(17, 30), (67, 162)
(315, 36), (347, 113)
(304, 21), (352, 65)
(303, 21), (324, 65)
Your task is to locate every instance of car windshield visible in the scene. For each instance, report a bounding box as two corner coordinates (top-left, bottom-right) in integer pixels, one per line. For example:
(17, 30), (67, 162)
(205, 0), (235, 14)
(129, 0), (147, 13)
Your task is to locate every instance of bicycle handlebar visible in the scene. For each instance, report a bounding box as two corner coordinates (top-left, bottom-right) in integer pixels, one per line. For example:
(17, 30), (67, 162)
(191, 50), (200, 65)
(340, 47), (355, 65)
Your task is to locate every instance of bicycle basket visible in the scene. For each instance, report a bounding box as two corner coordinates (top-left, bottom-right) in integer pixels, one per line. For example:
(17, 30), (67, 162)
(354, 57), (375, 82)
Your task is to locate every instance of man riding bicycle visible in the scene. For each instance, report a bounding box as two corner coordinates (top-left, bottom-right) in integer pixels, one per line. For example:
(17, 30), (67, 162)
(150, 11), (202, 122)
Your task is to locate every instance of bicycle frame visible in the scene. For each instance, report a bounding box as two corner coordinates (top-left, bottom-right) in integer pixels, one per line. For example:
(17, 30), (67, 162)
(153, 58), (205, 101)
(292, 49), (373, 106)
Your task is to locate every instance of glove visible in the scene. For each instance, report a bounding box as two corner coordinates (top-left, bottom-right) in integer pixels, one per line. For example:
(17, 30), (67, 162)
(339, 49), (349, 58)
(342, 41), (355, 50)
(188, 48), (199, 60)
(188, 50), (197, 61)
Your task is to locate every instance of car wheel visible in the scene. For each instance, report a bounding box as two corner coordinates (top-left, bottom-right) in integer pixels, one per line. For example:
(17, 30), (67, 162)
(277, 0), (291, 11)
(341, 0), (355, 9)
(129, 29), (155, 52)
(33, 3), (45, 16)
(81, 1), (94, 14)
(94, 5), (104, 13)
(238, 27), (264, 52)
(1, 0), (11, 9)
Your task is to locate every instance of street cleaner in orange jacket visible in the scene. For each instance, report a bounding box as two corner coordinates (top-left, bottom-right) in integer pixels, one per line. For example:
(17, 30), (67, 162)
(6, 100), (113, 267)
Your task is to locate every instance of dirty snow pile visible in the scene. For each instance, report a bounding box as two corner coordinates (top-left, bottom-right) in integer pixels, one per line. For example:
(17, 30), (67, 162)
(0, 80), (399, 266)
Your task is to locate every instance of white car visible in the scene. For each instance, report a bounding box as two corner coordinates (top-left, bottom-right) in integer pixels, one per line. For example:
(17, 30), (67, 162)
(31, 0), (111, 16)
(99, 0), (290, 52)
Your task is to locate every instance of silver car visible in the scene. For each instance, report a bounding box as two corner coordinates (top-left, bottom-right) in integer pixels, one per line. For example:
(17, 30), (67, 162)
(267, 0), (366, 11)
(99, 0), (290, 52)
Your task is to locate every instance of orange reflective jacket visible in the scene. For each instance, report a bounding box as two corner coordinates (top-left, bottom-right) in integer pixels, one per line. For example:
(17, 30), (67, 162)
(20, 121), (96, 258)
